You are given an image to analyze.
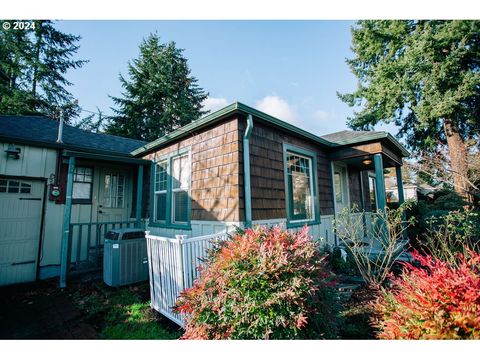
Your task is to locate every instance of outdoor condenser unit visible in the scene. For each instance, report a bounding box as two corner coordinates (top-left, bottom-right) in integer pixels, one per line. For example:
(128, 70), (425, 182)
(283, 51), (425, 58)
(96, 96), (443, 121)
(103, 228), (148, 287)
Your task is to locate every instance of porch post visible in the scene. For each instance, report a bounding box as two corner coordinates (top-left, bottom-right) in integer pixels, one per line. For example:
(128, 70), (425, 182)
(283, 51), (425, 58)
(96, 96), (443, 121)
(136, 164), (144, 227)
(396, 165), (407, 239)
(395, 166), (405, 205)
(373, 154), (386, 212)
(59, 156), (75, 288)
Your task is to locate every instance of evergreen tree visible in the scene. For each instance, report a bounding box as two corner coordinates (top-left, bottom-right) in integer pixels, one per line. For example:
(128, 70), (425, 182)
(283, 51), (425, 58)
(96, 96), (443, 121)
(106, 33), (209, 141)
(339, 20), (480, 202)
(0, 20), (87, 122)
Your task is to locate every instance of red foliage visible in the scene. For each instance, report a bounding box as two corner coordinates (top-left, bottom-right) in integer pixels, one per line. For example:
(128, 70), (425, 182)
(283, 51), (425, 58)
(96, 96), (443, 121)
(372, 249), (480, 339)
(175, 226), (335, 339)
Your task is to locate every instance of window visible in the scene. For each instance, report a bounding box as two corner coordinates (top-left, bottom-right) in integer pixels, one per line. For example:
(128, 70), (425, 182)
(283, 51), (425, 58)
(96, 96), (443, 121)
(104, 173), (125, 208)
(334, 171), (343, 204)
(154, 160), (168, 222)
(73, 167), (93, 203)
(0, 179), (31, 194)
(284, 147), (317, 224)
(369, 175), (377, 211)
(153, 151), (191, 227)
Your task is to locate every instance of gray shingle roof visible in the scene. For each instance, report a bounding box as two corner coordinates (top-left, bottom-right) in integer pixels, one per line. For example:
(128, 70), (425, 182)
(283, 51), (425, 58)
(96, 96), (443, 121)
(321, 130), (386, 144)
(0, 115), (146, 156)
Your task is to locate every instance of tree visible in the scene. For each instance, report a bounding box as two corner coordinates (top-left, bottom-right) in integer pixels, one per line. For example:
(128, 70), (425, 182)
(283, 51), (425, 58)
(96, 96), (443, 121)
(106, 33), (209, 141)
(339, 21), (480, 203)
(74, 107), (105, 133)
(0, 20), (87, 122)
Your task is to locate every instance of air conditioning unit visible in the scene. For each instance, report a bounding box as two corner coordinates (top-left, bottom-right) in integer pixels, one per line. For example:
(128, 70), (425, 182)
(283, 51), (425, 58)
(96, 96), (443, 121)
(103, 228), (148, 287)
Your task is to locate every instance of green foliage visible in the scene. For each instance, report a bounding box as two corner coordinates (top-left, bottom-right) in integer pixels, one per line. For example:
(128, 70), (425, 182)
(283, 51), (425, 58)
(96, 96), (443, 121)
(372, 250), (480, 339)
(175, 226), (339, 339)
(339, 20), (480, 151)
(106, 33), (209, 141)
(329, 247), (359, 276)
(0, 20), (87, 121)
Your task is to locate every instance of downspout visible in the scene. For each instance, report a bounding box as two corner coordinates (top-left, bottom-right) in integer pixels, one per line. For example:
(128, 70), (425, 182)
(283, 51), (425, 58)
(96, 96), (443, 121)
(243, 114), (253, 229)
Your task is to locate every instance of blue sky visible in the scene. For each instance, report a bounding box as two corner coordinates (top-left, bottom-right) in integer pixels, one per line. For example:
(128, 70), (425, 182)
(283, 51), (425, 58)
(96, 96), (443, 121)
(56, 20), (398, 137)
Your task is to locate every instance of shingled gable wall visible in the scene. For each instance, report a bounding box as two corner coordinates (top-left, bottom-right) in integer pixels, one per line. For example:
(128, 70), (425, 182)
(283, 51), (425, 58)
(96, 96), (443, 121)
(142, 115), (242, 223)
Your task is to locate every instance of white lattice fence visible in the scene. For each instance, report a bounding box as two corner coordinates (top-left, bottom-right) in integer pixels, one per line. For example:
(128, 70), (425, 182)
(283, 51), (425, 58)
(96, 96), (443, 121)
(145, 231), (230, 326)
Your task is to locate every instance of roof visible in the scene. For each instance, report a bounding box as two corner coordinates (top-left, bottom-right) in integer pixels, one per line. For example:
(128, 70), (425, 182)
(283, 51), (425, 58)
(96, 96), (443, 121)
(132, 102), (410, 157)
(0, 115), (147, 157)
(321, 130), (410, 157)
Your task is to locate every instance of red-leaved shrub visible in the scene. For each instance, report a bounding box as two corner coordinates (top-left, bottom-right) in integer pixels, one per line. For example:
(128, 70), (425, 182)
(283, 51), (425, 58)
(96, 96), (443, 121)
(372, 250), (480, 339)
(175, 226), (337, 339)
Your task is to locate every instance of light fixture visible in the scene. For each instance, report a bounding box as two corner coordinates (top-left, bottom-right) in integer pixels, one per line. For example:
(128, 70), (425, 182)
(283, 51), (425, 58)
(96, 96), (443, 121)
(362, 159), (372, 166)
(5, 144), (21, 159)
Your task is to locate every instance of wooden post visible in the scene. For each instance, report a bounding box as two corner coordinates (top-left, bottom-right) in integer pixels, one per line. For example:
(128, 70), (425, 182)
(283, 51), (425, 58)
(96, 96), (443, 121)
(136, 164), (144, 227)
(395, 166), (405, 205)
(59, 156), (75, 288)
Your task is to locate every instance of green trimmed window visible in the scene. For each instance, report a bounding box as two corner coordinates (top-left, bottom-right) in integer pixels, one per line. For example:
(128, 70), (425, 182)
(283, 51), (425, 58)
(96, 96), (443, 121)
(283, 144), (319, 226)
(153, 151), (191, 228)
(72, 166), (93, 204)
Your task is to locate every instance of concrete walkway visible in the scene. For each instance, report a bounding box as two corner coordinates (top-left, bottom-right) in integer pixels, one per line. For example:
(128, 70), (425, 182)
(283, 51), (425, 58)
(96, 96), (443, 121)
(0, 279), (97, 339)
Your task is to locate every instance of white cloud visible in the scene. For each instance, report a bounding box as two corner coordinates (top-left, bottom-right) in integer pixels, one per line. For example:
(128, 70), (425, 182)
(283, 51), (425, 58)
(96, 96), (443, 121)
(313, 110), (330, 121)
(255, 95), (299, 124)
(202, 97), (229, 113)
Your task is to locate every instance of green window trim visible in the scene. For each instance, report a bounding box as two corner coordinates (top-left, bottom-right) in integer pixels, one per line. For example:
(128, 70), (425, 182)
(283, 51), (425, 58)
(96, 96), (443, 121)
(149, 148), (192, 230)
(283, 143), (320, 228)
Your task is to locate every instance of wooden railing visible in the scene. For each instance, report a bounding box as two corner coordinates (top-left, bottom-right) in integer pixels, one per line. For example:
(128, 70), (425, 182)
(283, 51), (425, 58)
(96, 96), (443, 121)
(145, 231), (230, 326)
(67, 220), (141, 275)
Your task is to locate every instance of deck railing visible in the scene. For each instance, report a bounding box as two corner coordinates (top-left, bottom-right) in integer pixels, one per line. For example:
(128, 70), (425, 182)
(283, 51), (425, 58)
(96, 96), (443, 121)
(67, 220), (141, 275)
(145, 231), (230, 326)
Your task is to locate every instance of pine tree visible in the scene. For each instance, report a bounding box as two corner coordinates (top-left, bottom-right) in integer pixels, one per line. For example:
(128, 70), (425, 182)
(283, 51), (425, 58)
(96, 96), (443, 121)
(0, 20), (87, 122)
(339, 20), (480, 202)
(106, 33), (209, 141)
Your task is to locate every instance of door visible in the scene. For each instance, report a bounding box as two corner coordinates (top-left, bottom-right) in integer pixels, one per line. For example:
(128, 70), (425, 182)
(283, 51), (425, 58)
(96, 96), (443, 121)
(0, 178), (44, 286)
(96, 169), (130, 223)
(333, 163), (350, 214)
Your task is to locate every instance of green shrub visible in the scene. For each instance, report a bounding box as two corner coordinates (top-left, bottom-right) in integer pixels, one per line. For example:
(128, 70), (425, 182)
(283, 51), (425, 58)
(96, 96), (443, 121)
(175, 226), (339, 339)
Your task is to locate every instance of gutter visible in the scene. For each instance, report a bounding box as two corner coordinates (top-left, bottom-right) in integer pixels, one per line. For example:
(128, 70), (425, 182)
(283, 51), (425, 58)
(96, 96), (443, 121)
(243, 114), (253, 229)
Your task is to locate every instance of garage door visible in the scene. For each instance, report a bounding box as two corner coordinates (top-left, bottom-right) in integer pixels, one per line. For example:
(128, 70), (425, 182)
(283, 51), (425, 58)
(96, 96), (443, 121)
(0, 178), (44, 286)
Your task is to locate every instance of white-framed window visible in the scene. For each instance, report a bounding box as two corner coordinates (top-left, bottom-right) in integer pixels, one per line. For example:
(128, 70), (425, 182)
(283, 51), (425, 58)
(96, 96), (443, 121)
(153, 151), (191, 227)
(72, 166), (93, 203)
(286, 151), (315, 222)
(368, 174), (377, 211)
(103, 173), (126, 208)
(0, 179), (31, 194)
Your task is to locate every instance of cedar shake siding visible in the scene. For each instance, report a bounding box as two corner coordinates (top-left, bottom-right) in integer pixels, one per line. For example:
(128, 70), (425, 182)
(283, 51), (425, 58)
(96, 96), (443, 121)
(142, 116), (242, 222)
(240, 115), (335, 221)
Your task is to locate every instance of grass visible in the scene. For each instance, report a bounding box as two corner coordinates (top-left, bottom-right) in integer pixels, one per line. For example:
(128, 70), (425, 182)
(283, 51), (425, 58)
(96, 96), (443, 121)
(68, 280), (182, 339)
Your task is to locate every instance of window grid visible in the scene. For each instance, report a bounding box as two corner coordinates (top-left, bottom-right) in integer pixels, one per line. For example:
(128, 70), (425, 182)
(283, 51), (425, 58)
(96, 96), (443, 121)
(72, 166), (93, 202)
(0, 179), (31, 194)
(154, 160), (168, 222)
(286, 151), (315, 222)
(104, 173), (125, 208)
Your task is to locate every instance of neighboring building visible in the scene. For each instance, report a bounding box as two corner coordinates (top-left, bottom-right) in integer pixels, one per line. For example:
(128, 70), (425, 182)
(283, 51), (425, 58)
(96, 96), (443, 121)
(0, 115), (148, 286)
(0, 102), (410, 287)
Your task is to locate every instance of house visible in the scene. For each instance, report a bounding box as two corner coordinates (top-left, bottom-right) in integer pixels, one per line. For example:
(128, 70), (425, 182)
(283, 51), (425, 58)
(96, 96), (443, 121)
(0, 102), (410, 288)
(0, 115), (148, 287)
(135, 102), (409, 241)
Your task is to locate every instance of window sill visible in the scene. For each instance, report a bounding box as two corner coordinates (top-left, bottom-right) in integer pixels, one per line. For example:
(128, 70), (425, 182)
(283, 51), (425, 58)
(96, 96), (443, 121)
(148, 222), (192, 231)
(286, 219), (320, 229)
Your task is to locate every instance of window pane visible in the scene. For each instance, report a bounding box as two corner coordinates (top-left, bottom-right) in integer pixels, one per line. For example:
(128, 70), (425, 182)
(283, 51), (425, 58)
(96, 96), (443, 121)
(20, 183), (31, 194)
(172, 155), (189, 190)
(73, 183), (91, 199)
(369, 177), (377, 211)
(155, 193), (167, 222)
(155, 161), (168, 191)
(173, 190), (188, 223)
(287, 152), (313, 221)
(334, 172), (342, 203)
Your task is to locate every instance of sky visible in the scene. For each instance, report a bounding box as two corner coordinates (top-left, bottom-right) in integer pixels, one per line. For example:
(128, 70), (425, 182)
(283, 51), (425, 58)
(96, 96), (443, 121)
(55, 20), (399, 137)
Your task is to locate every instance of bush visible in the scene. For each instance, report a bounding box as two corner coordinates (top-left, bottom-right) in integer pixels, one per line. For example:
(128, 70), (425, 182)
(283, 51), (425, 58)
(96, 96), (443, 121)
(174, 226), (338, 339)
(372, 250), (480, 339)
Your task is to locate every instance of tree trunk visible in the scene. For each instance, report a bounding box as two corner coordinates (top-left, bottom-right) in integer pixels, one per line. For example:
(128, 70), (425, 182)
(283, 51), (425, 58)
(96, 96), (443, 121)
(443, 118), (473, 203)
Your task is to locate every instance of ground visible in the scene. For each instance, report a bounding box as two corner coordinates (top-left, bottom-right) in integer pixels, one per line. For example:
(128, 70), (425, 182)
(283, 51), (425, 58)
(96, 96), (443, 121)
(0, 273), (376, 340)
(0, 274), (181, 340)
